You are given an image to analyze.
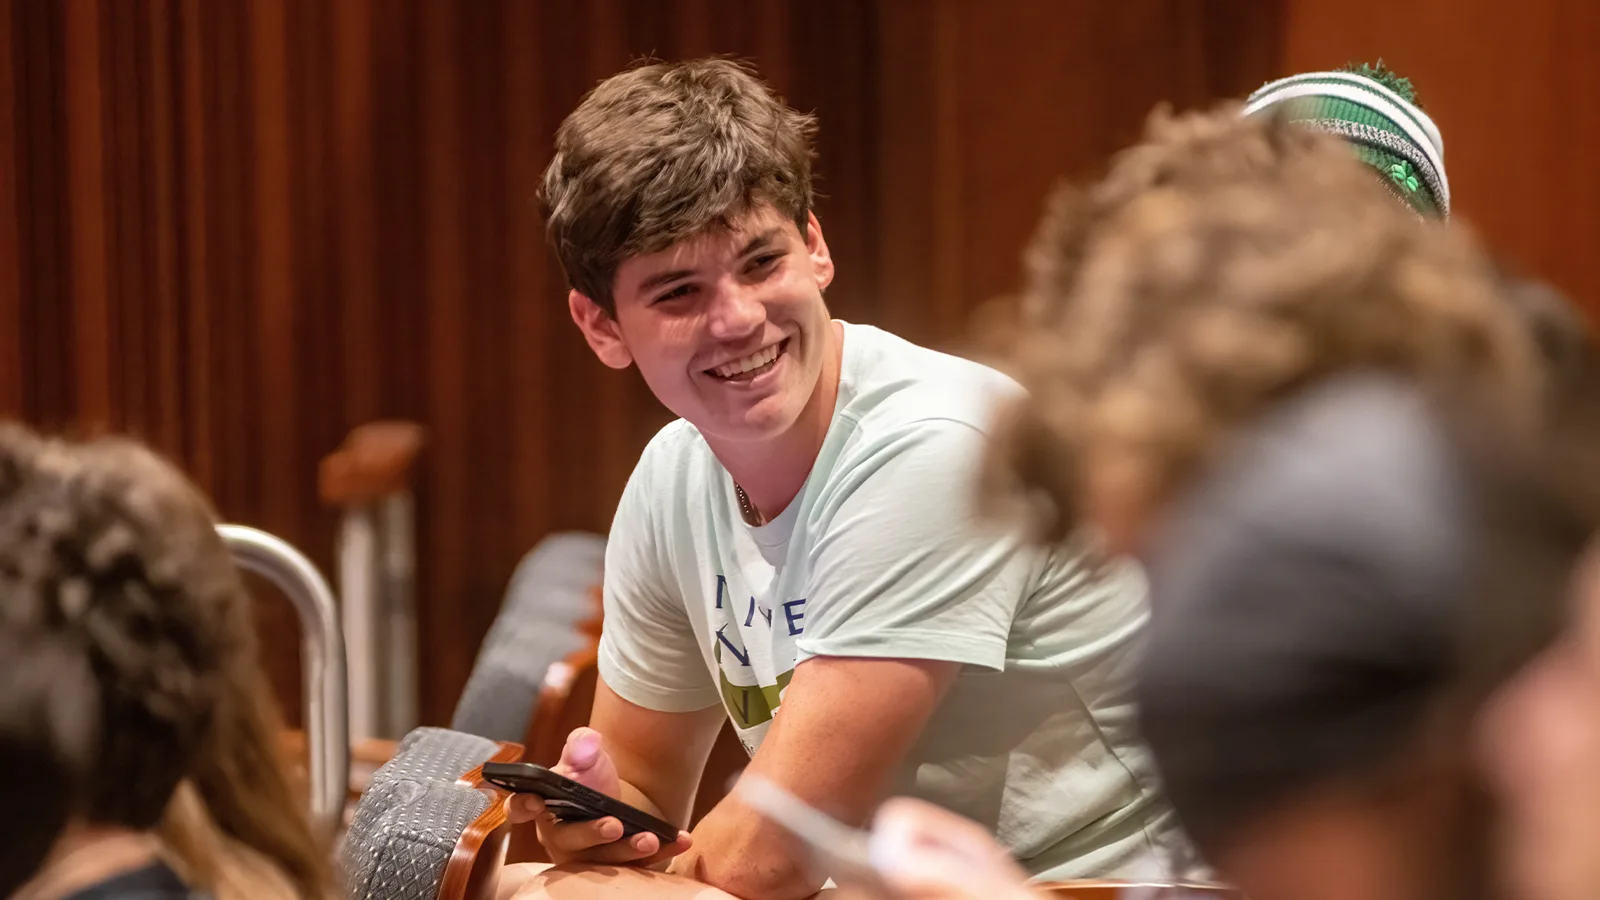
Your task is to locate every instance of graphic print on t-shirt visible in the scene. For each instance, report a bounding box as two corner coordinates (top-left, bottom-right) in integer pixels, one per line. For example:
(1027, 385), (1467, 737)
(710, 572), (807, 752)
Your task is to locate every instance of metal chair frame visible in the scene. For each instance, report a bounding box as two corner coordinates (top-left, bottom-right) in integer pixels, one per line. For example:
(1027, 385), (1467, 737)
(219, 523), (350, 835)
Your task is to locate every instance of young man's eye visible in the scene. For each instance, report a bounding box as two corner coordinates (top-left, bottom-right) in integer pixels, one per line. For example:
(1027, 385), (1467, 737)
(655, 283), (695, 304)
(749, 253), (784, 273)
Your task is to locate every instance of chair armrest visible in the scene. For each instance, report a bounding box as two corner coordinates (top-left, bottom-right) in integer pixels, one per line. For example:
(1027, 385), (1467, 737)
(319, 420), (426, 508)
(437, 742), (524, 900)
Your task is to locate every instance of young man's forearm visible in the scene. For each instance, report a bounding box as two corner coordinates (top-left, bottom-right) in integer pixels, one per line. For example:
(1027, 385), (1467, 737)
(672, 799), (820, 900)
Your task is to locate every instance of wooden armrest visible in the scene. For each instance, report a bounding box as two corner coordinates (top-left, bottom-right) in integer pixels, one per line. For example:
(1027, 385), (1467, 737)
(440, 741), (524, 900)
(318, 420), (426, 507)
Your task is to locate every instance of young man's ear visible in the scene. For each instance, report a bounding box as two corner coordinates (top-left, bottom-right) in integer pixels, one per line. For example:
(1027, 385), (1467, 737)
(568, 290), (634, 370)
(805, 211), (835, 292)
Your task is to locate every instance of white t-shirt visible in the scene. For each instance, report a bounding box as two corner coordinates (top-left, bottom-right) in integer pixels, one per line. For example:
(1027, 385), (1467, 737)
(598, 321), (1179, 879)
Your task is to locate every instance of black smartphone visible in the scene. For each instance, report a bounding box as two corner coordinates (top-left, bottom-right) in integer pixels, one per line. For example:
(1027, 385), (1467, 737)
(480, 761), (680, 845)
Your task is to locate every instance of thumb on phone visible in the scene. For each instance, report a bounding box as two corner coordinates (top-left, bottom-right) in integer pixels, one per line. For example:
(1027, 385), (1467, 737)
(554, 727), (622, 797)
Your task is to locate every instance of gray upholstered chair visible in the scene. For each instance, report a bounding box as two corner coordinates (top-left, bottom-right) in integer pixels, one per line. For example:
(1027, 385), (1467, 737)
(340, 727), (522, 900)
(450, 532), (605, 743)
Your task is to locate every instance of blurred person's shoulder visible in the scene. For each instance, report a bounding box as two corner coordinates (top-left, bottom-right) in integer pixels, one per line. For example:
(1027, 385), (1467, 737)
(63, 862), (208, 900)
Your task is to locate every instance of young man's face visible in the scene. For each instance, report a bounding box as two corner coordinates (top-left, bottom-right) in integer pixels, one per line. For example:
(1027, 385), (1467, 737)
(571, 204), (836, 445)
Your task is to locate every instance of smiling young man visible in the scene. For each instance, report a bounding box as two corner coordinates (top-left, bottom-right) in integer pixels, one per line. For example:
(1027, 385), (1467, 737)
(502, 58), (1177, 899)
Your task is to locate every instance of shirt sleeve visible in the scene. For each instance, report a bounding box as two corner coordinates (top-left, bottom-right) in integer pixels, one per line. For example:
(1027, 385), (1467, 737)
(596, 453), (721, 713)
(794, 419), (1031, 671)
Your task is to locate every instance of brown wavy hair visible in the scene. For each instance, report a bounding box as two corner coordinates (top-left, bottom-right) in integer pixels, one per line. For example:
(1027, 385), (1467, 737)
(979, 104), (1542, 545)
(0, 423), (332, 899)
(540, 56), (817, 314)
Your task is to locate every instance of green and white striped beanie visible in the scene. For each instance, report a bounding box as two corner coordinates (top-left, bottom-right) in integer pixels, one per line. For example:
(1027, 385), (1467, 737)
(1245, 62), (1449, 218)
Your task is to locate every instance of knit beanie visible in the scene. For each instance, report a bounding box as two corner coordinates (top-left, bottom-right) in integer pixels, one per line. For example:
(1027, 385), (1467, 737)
(1244, 62), (1449, 218)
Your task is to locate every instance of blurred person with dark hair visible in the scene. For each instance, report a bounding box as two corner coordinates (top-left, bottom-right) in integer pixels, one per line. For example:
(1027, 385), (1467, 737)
(0, 423), (332, 900)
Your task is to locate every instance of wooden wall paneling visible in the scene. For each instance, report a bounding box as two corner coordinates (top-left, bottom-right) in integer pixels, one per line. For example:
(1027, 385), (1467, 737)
(418, 0), (474, 728)
(12, 2), (67, 425)
(1193, 0), (1287, 102)
(143, 0), (185, 459)
(459, 0), (520, 671)
(752, 1), (793, 99)
(873, 0), (1287, 355)
(0, 2), (21, 416)
(504, 0), (554, 605)
(63, 0), (112, 428)
(582, 0), (639, 535)
(786, 0), (878, 326)
(1560, 2), (1600, 317)
(530, 1), (592, 559)
(367, 0), (425, 427)
(104, 0), (144, 437)
(247, 0), (298, 540)
(286, 0), (345, 554)
(331, 0), (380, 428)
(870, 0), (948, 347)
(177, 0), (215, 490)
(671, 0), (714, 61)
(208, 0), (256, 525)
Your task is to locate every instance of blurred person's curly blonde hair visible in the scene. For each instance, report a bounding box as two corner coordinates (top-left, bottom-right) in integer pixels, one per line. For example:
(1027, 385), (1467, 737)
(980, 104), (1543, 545)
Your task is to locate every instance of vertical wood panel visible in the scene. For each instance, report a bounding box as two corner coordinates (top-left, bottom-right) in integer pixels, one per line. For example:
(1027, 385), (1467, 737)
(105, 0), (146, 437)
(0, 2), (22, 416)
(247, 0), (297, 536)
(928, 2), (963, 343)
(504, 0), (553, 558)
(14, 4), (69, 424)
(418, 0), (472, 724)
(144, 0), (183, 457)
(584, 0), (636, 532)
(177, 0), (213, 488)
(207, 0), (256, 519)
(331, 0), (378, 425)
(63, 0), (111, 427)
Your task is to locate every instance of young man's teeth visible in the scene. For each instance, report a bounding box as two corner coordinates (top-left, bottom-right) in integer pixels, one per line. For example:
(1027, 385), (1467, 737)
(714, 344), (780, 378)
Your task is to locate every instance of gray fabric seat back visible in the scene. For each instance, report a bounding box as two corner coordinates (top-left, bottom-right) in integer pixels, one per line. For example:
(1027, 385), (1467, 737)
(385, 726), (501, 784)
(450, 532), (605, 741)
(340, 727), (501, 900)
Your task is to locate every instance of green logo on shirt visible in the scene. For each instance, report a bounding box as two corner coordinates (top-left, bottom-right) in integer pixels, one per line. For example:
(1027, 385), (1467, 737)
(712, 575), (804, 728)
(715, 642), (794, 727)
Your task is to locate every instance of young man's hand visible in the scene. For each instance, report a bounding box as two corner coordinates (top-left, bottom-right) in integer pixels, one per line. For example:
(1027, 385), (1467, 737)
(506, 727), (694, 866)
